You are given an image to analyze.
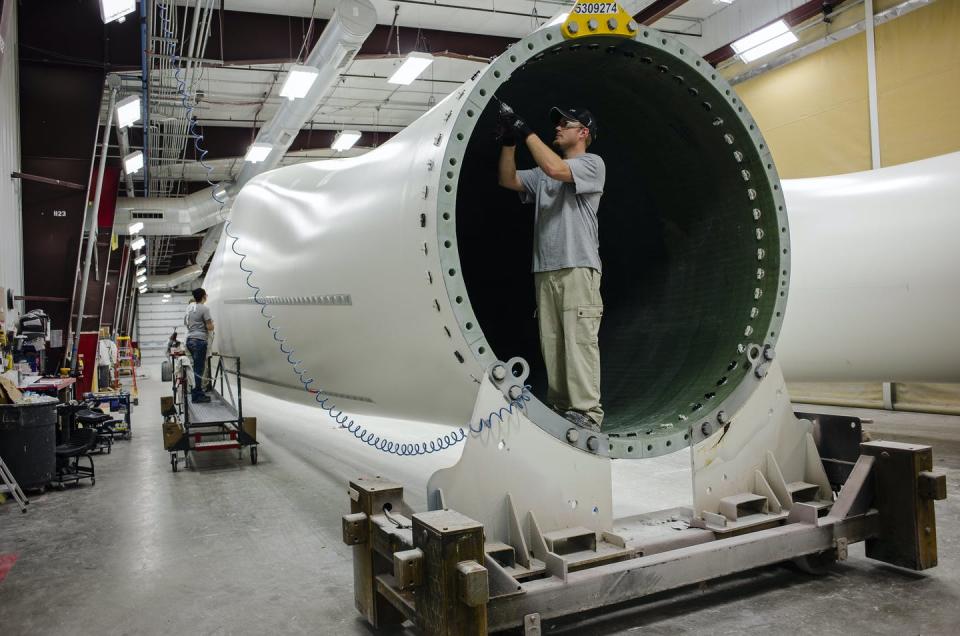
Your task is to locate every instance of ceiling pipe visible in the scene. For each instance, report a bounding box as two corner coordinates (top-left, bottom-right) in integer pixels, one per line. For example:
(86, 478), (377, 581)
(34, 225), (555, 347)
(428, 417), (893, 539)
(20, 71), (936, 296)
(120, 0), (378, 290)
(145, 264), (204, 290)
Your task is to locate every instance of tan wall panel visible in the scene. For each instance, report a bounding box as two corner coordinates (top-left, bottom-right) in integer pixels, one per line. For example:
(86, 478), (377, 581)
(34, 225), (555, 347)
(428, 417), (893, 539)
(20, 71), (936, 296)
(894, 383), (960, 416)
(788, 382), (884, 409)
(735, 33), (871, 177)
(876, 0), (960, 165)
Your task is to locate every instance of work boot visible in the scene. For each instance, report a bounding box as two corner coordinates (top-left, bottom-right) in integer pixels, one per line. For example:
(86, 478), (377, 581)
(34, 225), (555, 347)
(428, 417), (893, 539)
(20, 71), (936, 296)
(192, 393), (211, 403)
(564, 410), (600, 433)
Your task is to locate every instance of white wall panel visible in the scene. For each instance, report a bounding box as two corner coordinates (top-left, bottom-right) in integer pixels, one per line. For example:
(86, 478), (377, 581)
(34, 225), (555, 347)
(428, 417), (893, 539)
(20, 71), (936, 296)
(136, 293), (191, 365)
(0, 2), (23, 328)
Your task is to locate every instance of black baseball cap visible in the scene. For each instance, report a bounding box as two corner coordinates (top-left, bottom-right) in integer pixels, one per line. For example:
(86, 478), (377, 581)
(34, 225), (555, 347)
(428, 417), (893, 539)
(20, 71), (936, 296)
(550, 106), (598, 141)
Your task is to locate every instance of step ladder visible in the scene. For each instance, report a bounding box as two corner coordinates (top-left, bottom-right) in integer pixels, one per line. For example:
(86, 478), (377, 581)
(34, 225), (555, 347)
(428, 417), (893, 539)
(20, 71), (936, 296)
(0, 455), (29, 513)
(115, 335), (139, 400)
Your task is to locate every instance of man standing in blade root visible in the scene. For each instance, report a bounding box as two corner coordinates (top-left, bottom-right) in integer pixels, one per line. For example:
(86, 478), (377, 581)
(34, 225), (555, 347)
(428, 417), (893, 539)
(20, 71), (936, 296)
(496, 103), (605, 432)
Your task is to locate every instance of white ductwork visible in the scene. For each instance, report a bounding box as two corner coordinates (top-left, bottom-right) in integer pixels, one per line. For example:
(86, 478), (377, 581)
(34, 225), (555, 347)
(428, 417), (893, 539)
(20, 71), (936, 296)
(114, 187), (233, 236)
(113, 0), (377, 239)
(145, 264), (204, 290)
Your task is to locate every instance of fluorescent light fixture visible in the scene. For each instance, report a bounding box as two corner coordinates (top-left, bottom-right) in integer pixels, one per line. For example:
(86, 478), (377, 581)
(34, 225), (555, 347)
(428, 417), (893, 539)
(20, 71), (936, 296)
(163, 294), (171, 298)
(331, 130), (362, 152)
(136, 275), (147, 284)
(732, 20), (797, 62)
(123, 151), (144, 175)
(737, 31), (799, 63)
(134, 254), (146, 265)
(136, 267), (146, 276)
(130, 236), (146, 251)
(280, 65), (320, 100)
(100, 0), (136, 24)
(128, 221), (144, 235)
(245, 143), (273, 163)
(138, 286), (148, 293)
(161, 299), (169, 303)
(387, 52), (434, 85)
(115, 94), (142, 128)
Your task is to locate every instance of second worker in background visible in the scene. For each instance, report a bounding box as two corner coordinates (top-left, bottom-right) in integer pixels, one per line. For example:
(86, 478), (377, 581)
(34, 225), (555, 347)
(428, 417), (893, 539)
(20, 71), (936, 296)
(496, 103), (606, 432)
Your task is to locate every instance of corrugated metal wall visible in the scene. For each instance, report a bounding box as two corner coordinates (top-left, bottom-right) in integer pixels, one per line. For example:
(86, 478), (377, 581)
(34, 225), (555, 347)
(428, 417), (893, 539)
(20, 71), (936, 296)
(0, 2), (23, 327)
(136, 293), (191, 367)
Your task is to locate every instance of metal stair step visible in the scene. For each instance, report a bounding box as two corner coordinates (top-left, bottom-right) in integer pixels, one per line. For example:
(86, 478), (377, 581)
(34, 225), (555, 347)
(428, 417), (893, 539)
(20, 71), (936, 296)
(485, 541), (516, 568)
(787, 481), (821, 503)
(718, 492), (769, 521)
(542, 527), (597, 555)
(193, 440), (241, 451)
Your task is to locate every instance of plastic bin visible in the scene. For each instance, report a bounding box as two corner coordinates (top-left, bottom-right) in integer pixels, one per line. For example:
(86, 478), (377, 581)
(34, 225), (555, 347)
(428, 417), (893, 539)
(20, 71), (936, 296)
(0, 400), (58, 490)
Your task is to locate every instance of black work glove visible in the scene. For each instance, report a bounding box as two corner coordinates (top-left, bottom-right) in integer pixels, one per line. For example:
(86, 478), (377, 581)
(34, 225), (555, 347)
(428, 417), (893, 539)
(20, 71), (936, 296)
(498, 102), (533, 144)
(496, 120), (517, 147)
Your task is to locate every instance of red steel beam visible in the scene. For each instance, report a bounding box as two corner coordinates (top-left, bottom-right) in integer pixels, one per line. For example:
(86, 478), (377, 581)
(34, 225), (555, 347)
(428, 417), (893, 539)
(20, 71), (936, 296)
(633, 0), (692, 26)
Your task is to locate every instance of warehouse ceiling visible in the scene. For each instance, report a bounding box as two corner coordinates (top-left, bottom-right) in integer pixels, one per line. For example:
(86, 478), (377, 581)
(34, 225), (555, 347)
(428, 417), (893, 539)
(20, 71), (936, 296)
(88, 0), (829, 275)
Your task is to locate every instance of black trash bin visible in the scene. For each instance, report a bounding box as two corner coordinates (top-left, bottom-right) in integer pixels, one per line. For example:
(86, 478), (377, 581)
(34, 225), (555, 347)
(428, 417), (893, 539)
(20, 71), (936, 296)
(0, 400), (58, 490)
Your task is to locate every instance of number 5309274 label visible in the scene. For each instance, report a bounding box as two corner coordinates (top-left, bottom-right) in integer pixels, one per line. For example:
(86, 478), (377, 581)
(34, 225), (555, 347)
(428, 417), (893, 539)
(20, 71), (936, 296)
(573, 2), (619, 15)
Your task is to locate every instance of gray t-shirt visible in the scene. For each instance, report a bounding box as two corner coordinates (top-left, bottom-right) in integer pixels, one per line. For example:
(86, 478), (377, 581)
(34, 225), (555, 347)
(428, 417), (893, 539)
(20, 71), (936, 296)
(517, 153), (605, 273)
(184, 303), (212, 341)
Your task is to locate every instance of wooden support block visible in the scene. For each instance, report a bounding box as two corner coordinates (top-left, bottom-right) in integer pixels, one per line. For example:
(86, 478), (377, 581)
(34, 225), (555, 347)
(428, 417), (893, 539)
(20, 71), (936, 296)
(860, 441), (943, 570)
(342, 512), (368, 546)
(413, 509), (487, 636)
(394, 548), (424, 591)
(348, 477), (407, 630)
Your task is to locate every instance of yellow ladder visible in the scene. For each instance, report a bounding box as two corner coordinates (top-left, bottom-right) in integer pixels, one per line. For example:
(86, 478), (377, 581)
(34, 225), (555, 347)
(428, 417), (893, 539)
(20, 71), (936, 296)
(115, 335), (139, 399)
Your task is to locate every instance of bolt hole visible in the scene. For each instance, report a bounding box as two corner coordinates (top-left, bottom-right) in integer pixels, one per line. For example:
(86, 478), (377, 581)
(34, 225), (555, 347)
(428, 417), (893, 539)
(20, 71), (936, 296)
(592, 506), (599, 514)
(527, 43), (534, 50)
(443, 240), (451, 248)
(494, 70), (501, 78)
(627, 445), (634, 453)
(448, 268), (456, 276)
(444, 185), (452, 192)
(684, 433), (690, 440)
(455, 296), (463, 304)
(382, 502), (393, 512)
(467, 109), (475, 117)
(478, 346), (486, 354)
(666, 440), (672, 447)
(716, 376), (727, 386)
(479, 89), (486, 97)
(446, 171), (454, 179)
(448, 158), (457, 166)
(465, 322), (473, 330)
(509, 55), (516, 62)
(647, 444), (653, 451)
(456, 133), (464, 141)
(442, 212), (450, 220)
(511, 362), (524, 377)
(546, 33), (553, 41)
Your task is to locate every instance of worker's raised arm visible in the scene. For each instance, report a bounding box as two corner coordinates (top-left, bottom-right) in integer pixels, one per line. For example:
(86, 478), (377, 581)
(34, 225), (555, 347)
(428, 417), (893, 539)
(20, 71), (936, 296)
(525, 135), (573, 183)
(498, 145), (524, 192)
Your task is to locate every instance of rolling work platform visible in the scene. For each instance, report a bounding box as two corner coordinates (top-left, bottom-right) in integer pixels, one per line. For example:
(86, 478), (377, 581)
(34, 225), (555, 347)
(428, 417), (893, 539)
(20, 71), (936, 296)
(163, 353), (257, 472)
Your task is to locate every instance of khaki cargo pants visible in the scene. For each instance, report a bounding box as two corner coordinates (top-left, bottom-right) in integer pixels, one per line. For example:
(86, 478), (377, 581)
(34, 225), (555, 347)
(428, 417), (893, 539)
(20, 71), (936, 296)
(534, 267), (603, 425)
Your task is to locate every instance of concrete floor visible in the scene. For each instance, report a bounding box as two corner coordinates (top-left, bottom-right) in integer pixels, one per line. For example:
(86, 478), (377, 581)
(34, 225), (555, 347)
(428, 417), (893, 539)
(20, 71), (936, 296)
(1, 372), (958, 635)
